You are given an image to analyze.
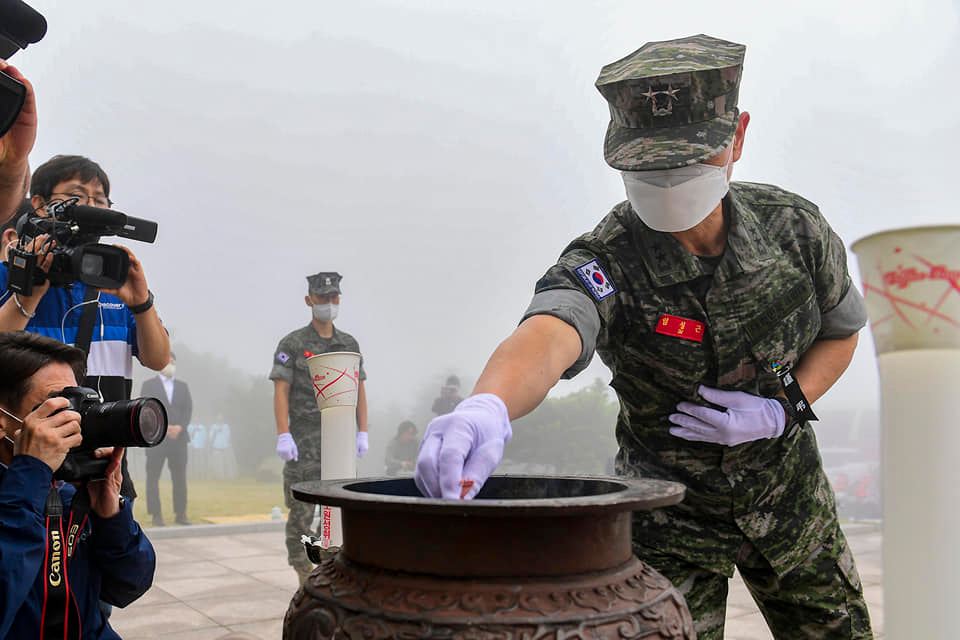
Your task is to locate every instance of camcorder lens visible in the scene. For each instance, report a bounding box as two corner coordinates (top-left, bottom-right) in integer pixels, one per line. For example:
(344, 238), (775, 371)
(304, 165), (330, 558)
(80, 252), (104, 276)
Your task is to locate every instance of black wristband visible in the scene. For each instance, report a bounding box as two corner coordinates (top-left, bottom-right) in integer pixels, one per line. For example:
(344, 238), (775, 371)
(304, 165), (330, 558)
(128, 290), (154, 314)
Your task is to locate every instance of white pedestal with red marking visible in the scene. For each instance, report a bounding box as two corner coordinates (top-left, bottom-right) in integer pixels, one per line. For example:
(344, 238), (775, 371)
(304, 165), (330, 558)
(853, 226), (960, 639)
(307, 351), (361, 549)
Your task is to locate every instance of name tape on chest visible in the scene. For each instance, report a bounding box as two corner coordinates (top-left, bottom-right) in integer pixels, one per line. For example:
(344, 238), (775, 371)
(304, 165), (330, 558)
(575, 259), (616, 301)
(655, 314), (705, 343)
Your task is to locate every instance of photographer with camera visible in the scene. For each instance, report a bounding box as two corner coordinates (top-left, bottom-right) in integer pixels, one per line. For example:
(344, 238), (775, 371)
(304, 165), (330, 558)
(0, 331), (156, 639)
(0, 155), (170, 502)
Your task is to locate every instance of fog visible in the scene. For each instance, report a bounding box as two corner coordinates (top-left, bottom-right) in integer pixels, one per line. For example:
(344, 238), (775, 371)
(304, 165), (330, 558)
(16, 0), (960, 474)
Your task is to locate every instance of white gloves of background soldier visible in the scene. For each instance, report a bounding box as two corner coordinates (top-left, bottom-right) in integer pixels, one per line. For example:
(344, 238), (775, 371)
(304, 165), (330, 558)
(415, 393), (512, 500)
(356, 431), (369, 458)
(669, 385), (786, 446)
(276, 432), (299, 462)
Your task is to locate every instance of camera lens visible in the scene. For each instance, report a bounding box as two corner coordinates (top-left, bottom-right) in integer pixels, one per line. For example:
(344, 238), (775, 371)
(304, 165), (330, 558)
(80, 252), (104, 276)
(134, 398), (166, 446)
(76, 395), (168, 449)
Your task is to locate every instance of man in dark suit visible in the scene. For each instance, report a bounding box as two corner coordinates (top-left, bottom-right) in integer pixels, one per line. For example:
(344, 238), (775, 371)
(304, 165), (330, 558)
(141, 352), (193, 526)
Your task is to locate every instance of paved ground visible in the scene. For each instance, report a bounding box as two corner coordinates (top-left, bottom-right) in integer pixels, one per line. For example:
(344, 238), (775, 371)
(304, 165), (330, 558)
(110, 522), (883, 639)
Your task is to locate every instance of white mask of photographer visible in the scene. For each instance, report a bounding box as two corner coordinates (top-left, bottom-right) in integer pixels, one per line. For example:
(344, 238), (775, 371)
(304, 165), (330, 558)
(160, 363), (176, 378)
(312, 303), (339, 322)
(621, 154), (732, 233)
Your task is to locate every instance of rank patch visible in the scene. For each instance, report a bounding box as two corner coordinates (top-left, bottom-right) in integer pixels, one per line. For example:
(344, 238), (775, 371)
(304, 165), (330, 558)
(277, 352), (290, 364)
(575, 259), (616, 301)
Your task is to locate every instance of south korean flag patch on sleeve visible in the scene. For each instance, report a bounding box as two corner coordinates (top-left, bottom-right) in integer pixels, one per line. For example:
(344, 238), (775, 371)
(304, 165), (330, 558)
(575, 259), (616, 301)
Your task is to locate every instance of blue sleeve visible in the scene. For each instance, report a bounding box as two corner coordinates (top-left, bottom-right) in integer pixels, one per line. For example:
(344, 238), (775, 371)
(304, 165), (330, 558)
(0, 456), (53, 637)
(0, 263), (10, 307)
(126, 308), (139, 358)
(89, 500), (156, 607)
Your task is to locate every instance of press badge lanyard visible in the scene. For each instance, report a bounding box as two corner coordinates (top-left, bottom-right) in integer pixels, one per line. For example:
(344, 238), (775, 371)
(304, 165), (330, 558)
(40, 484), (88, 640)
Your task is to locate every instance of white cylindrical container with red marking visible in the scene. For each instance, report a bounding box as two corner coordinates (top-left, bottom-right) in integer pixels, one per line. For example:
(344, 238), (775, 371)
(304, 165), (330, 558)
(852, 226), (960, 638)
(307, 351), (361, 549)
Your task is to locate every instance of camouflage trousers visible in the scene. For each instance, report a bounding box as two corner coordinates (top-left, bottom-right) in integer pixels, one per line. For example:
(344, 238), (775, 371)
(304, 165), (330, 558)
(283, 459), (323, 569)
(636, 532), (873, 640)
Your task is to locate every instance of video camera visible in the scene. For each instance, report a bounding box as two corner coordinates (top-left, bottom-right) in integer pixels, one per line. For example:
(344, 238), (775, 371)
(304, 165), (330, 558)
(6, 198), (159, 295)
(0, 0), (46, 136)
(53, 386), (168, 482)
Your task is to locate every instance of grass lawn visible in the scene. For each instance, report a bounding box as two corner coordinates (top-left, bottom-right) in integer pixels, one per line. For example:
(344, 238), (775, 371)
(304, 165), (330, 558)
(133, 477), (289, 527)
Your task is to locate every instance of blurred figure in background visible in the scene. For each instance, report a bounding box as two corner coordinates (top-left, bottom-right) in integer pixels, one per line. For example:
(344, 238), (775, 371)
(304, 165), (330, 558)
(385, 420), (418, 476)
(209, 414), (237, 479)
(431, 375), (463, 415)
(187, 420), (209, 480)
(142, 352), (193, 526)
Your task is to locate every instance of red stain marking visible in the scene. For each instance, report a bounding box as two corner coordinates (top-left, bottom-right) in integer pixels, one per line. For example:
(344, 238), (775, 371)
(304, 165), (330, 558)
(863, 282), (960, 328)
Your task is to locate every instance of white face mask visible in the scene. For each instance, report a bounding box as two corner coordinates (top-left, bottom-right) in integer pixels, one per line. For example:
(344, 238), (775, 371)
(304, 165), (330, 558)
(621, 154), (732, 233)
(312, 303), (339, 322)
(161, 363), (176, 378)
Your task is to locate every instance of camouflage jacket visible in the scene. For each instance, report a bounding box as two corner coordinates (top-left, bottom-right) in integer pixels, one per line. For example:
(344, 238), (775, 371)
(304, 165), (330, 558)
(524, 181), (867, 577)
(269, 324), (366, 459)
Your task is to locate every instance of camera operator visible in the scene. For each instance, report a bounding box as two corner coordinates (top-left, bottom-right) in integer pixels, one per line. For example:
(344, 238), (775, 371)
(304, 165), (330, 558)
(0, 59), (36, 225)
(0, 331), (156, 639)
(0, 155), (171, 502)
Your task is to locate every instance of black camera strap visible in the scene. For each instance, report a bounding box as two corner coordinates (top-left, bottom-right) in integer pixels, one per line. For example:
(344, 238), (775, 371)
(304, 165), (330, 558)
(41, 485), (83, 640)
(74, 286), (99, 355)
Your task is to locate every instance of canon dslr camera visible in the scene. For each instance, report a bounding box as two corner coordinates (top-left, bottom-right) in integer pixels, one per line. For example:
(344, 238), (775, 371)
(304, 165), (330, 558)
(54, 386), (168, 482)
(6, 198), (159, 296)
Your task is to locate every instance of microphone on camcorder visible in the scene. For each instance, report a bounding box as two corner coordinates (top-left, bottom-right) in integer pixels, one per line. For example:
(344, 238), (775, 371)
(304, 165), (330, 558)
(118, 216), (158, 243)
(68, 204), (127, 228)
(67, 205), (159, 243)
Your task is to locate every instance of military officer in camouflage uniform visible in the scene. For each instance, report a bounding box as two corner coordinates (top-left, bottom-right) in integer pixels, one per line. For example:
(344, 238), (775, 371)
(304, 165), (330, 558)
(415, 35), (873, 639)
(270, 272), (369, 583)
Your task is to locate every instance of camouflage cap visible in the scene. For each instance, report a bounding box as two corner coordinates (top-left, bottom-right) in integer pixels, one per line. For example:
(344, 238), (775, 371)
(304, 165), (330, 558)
(307, 272), (342, 295)
(596, 34), (745, 171)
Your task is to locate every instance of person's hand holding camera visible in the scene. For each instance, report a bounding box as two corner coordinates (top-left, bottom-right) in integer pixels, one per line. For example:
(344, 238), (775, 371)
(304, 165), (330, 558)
(100, 244), (150, 308)
(7, 233), (54, 311)
(14, 396), (82, 472)
(87, 446), (124, 519)
(0, 60), (36, 225)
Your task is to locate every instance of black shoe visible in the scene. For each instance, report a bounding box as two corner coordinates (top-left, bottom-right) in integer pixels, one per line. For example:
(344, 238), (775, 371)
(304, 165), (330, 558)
(174, 515), (192, 526)
(152, 514), (165, 527)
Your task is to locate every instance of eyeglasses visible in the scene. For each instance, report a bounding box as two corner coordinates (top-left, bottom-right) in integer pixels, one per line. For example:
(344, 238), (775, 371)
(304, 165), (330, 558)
(50, 191), (113, 209)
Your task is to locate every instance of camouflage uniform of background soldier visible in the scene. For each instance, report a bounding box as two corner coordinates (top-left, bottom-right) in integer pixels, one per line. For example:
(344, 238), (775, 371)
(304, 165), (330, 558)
(269, 272), (367, 582)
(518, 35), (873, 639)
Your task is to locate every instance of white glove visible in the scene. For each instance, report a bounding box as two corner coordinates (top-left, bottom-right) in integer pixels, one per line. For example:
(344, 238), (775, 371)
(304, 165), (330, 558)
(669, 385), (786, 447)
(414, 394), (512, 500)
(276, 433), (299, 462)
(356, 431), (369, 458)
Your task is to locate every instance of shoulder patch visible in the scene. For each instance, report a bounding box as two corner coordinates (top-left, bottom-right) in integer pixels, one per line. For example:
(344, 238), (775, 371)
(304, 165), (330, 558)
(575, 259), (616, 301)
(276, 352), (290, 364)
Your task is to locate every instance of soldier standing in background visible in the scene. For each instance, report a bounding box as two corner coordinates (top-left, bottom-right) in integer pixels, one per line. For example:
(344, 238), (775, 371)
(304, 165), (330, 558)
(415, 35), (873, 639)
(431, 375), (463, 415)
(270, 272), (369, 584)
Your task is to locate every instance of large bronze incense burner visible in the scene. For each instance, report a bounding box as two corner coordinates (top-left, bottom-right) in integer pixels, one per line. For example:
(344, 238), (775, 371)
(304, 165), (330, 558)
(283, 475), (693, 639)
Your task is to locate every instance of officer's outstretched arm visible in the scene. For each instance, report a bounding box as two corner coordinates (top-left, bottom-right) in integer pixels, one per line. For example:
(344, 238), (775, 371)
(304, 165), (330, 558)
(474, 315), (582, 420)
(415, 315), (581, 499)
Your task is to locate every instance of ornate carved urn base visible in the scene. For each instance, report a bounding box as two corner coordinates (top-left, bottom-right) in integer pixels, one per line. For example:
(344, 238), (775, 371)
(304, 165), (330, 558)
(284, 476), (694, 639)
